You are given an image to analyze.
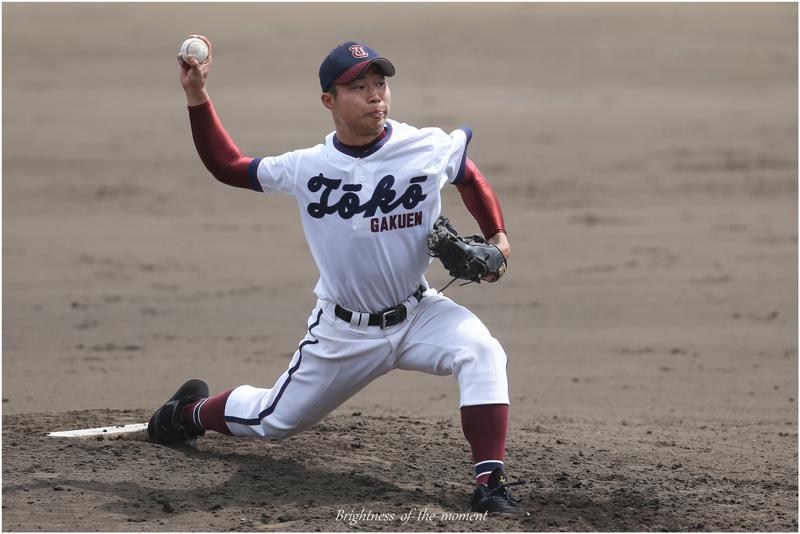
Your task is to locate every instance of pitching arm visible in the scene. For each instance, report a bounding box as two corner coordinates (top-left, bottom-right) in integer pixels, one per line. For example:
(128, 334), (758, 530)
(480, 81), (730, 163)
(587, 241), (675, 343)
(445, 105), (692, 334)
(179, 34), (254, 191)
(188, 101), (255, 190)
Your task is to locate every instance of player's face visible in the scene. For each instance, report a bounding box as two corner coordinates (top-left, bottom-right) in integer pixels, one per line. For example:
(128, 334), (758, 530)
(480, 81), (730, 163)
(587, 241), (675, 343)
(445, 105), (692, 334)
(323, 64), (391, 145)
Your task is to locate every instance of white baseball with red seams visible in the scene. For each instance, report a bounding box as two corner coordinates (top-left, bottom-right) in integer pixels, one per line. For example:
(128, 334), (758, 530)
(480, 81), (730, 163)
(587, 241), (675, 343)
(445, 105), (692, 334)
(181, 38), (208, 64)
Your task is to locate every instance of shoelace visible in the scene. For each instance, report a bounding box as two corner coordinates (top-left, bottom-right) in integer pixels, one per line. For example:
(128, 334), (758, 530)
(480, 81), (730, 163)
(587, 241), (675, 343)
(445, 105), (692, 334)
(489, 477), (528, 504)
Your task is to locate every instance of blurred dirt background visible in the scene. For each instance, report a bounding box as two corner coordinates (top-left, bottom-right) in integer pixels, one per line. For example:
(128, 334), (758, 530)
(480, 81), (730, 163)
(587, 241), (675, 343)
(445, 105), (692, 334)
(3, 3), (797, 532)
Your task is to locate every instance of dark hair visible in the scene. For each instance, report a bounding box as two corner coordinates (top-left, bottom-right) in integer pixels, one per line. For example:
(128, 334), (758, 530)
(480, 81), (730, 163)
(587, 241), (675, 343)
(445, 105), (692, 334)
(327, 85), (338, 98)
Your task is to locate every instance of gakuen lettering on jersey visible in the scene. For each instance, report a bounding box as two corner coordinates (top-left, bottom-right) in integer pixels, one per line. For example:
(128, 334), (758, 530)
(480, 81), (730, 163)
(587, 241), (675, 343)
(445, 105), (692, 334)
(370, 211), (423, 233)
(306, 174), (428, 219)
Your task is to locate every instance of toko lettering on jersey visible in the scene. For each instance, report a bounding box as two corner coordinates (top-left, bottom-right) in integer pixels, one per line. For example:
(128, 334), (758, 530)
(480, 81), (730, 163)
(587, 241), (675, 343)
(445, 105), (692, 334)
(306, 173), (427, 220)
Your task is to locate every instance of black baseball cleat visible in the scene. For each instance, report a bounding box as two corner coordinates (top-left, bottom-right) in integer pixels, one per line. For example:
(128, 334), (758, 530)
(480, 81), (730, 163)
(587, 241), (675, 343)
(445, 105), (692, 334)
(147, 379), (209, 447)
(471, 467), (530, 516)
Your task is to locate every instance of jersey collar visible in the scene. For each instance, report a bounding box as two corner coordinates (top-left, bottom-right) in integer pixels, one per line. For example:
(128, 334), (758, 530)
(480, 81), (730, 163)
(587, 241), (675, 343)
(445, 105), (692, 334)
(332, 121), (393, 159)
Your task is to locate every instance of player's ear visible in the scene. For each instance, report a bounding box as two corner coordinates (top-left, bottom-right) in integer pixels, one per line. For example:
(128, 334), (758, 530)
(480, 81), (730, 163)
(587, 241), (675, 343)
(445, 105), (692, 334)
(321, 92), (336, 111)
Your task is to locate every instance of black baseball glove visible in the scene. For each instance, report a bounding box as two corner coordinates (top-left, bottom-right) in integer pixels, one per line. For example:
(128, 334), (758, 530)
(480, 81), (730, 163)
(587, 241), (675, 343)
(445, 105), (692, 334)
(428, 216), (507, 290)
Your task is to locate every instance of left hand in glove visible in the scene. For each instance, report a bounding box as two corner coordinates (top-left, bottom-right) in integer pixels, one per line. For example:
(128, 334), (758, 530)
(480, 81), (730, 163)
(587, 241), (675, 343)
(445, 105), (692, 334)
(428, 216), (508, 288)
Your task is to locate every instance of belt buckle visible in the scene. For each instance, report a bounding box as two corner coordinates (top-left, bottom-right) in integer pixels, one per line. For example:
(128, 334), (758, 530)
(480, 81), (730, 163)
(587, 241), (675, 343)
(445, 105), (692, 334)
(381, 307), (402, 329)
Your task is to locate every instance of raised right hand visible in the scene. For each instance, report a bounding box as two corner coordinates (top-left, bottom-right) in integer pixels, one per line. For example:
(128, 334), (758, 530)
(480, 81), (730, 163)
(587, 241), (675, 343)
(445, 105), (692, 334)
(178, 34), (212, 106)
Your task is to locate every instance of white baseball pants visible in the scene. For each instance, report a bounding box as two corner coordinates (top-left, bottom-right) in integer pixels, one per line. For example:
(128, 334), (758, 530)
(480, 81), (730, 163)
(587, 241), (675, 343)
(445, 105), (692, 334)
(223, 288), (509, 439)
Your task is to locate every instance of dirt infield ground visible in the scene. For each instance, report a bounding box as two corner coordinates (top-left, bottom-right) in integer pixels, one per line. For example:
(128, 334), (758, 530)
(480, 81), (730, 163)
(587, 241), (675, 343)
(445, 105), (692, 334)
(2, 3), (797, 532)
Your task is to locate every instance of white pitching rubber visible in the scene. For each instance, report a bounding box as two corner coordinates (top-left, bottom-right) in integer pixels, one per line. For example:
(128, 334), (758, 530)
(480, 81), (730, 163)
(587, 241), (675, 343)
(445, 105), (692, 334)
(48, 423), (148, 437)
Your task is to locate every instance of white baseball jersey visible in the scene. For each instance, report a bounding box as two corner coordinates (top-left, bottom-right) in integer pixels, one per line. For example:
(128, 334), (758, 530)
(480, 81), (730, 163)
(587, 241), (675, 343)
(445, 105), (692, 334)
(252, 119), (472, 313)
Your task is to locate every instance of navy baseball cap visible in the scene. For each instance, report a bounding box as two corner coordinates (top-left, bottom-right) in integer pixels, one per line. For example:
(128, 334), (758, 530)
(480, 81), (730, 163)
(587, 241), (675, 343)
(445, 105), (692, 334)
(319, 41), (395, 92)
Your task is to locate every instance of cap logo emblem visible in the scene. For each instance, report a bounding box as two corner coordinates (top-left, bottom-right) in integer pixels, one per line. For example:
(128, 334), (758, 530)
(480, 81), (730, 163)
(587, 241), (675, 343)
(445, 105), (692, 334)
(349, 45), (368, 58)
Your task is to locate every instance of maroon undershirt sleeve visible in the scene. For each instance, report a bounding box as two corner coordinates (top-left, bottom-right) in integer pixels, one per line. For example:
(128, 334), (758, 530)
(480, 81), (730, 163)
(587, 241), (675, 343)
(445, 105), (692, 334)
(188, 100), (254, 190)
(456, 159), (507, 239)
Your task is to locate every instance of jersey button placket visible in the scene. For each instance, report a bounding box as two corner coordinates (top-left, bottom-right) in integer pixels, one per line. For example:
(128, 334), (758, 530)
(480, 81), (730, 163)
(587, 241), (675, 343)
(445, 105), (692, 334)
(359, 158), (372, 187)
(350, 160), (360, 231)
(354, 159), (372, 233)
(358, 160), (366, 183)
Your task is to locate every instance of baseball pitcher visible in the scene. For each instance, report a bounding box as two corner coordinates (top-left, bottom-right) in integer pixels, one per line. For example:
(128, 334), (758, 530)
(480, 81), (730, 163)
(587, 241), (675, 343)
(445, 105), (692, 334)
(148, 36), (527, 516)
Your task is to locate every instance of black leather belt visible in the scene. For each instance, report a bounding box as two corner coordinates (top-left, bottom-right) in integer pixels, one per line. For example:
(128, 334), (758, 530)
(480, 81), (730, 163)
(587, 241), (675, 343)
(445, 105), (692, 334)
(335, 285), (426, 329)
